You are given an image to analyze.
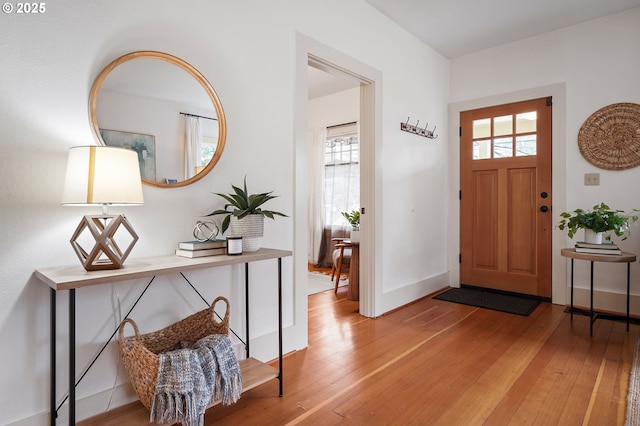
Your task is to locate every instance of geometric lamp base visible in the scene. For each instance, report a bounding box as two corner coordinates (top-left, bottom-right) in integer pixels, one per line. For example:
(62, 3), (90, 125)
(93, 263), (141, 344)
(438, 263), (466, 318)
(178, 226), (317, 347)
(70, 214), (139, 271)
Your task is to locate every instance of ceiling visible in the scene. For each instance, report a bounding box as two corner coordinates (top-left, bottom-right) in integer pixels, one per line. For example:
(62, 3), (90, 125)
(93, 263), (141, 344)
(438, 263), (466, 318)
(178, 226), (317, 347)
(308, 66), (359, 99)
(363, 0), (640, 58)
(310, 0), (640, 99)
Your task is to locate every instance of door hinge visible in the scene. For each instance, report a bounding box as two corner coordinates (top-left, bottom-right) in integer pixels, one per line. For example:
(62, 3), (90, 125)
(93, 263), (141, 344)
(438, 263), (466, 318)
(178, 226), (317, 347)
(459, 126), (462, 137)
(459, 190), (462, 200)
(459, 253), (462, 263)
(546, 96), (553, 106)
(361, 207), (365, 214)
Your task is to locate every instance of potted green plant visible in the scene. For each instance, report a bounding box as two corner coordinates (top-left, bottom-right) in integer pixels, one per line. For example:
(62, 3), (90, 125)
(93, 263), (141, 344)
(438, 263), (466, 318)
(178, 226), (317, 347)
(558, 202), (639, 243)
(341, 209), (360, 242)
(207, 176), (288, 252)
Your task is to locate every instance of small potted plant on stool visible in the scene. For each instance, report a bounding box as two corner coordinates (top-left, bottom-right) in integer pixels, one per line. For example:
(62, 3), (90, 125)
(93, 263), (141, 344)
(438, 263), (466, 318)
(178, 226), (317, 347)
(341, 209), (361, 243)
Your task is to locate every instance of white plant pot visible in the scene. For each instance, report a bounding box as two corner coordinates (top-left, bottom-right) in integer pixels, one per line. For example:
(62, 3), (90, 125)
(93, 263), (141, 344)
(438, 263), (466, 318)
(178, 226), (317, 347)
(350, 229), (360, 243)
(229, 215), (264, 252)
(584, 229), (603, 244)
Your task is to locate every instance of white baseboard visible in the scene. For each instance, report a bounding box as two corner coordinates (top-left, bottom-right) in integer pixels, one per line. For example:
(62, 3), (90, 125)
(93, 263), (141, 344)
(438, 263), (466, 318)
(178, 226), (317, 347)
(569, 286), (640, 316)
(10, 336), (247, 426)
(7, 382), (139, 426)
(380, 271), (450, 314)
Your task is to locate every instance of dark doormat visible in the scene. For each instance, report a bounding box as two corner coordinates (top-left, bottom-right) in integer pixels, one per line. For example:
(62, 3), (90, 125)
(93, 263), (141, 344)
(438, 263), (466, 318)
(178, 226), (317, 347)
(434, 286), (542, 316)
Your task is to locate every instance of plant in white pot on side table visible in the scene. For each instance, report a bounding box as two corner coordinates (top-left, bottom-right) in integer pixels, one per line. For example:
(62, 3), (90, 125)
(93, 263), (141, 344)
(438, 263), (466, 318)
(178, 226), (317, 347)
(341, 210), (361, 243)
(207, 176), (288, 252)
(558, 202), (639, 243)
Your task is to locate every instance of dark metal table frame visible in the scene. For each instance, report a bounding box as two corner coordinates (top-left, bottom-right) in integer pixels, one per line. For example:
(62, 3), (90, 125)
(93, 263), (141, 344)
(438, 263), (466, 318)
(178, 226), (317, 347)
(36, 249), (289, 425)
(562, 248), (636, 336)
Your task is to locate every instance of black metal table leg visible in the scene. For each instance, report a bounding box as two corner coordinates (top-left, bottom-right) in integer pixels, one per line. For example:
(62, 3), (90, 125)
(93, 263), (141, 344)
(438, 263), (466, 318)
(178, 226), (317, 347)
(628, 262), (631, 331)
(50, 288), (56, 426)
(590, 261), (594, 337)
(570, 259), (574, 321)
(69, 289), (75, 425)
(245, 262), (250, 359)
(278, 257), (283, 397)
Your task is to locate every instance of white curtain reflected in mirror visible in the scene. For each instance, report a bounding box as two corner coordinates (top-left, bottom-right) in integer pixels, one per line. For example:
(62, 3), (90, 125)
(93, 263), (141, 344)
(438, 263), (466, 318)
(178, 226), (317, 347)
(184, 115), (202, 180)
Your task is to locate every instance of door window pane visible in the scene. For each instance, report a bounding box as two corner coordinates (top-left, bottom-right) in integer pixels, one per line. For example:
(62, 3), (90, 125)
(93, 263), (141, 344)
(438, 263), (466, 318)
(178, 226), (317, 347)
(516, 135), (537, 156)
(473, 140), (491, 159)
(473, 118), (491, 139)
(493, 115), (512, 136)
(516, 112), (536, 134)
(493, 137), (513, 158)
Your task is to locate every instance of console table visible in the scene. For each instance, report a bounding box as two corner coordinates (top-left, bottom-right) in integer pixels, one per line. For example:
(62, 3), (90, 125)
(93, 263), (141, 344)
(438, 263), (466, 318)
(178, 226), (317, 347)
(560, 248), (636, 336)
(35, 247), (291, 425)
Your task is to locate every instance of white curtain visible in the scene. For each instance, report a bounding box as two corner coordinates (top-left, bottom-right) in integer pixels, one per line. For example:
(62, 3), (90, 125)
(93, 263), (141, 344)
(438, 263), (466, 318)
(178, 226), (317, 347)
(308, 128), (326, 264)
(324, 123), (360, 227)
(308, 123), (359, 267)
(184, 115), (202, 180)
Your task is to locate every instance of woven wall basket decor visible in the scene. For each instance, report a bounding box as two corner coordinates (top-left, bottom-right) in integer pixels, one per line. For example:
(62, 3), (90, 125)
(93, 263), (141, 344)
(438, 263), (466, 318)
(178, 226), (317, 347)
(577, 102), (640, 170)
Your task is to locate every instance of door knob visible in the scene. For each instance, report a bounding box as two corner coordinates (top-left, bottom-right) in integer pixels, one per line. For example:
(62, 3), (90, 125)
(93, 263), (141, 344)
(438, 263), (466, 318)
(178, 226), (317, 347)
(540, 192), (548, 199)
(540, 206), (549, 212)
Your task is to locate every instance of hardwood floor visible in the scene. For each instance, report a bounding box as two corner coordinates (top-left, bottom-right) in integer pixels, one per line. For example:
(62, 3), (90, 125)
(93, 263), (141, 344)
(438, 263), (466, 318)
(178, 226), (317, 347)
(81, 287), (638, 425)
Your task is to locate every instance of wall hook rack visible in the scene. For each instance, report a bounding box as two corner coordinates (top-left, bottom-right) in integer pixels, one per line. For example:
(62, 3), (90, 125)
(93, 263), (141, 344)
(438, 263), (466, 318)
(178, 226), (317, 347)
(400, 117), (438, 139)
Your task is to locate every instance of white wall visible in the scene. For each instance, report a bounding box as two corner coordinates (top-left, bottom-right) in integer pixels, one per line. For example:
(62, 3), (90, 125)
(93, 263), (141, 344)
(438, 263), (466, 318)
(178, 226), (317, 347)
(0, 0), (450, 424)
(448, 8), (640, 309)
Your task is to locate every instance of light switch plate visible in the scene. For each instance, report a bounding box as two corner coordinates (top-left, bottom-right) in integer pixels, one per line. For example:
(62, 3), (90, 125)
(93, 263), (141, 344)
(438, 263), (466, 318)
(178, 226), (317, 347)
(584, 173), (600, 186)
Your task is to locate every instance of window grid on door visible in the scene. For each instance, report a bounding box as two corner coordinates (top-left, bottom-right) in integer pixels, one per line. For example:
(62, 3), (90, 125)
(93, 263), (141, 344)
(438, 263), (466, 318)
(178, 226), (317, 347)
(472, 111), (537, 160)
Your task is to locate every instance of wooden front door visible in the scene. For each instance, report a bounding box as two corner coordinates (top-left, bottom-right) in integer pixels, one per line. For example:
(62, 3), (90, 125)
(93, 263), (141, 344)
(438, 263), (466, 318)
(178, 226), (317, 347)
(460, 97), (552, 297)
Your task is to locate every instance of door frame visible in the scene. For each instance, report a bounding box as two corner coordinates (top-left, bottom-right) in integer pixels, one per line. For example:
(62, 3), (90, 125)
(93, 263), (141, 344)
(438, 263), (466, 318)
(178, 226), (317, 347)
(448, 83), (567, 305)
(294, 33), (383, 349)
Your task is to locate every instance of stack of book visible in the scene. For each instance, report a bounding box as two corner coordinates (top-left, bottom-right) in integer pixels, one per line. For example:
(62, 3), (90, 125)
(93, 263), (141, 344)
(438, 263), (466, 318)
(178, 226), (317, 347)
(175, 239), (227, 258)
(574, 241), (622, 255)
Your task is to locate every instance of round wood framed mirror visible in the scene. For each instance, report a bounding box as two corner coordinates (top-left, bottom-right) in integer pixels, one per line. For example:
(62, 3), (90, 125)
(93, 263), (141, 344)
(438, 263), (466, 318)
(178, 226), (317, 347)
(89, 51), (226, 188)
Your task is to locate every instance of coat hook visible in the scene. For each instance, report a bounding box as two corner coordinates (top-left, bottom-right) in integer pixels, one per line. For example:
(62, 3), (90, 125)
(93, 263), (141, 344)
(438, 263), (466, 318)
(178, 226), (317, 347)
(399, 117), (438, 139)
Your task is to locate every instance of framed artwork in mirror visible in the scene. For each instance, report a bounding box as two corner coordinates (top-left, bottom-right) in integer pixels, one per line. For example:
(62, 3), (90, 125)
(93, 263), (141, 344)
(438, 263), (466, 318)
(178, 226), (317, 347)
(99, 129), (156, 181)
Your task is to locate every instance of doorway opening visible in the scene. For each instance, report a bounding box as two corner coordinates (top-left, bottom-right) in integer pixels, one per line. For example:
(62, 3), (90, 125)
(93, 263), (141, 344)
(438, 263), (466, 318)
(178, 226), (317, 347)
(306, 65), (360, 296)
(294, 34), (382, 344)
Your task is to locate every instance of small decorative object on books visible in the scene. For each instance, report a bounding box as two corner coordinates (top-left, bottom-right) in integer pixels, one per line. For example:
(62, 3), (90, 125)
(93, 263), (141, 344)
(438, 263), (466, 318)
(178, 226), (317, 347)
(192, 220), (220, 242)
(574, 241), (622, 255)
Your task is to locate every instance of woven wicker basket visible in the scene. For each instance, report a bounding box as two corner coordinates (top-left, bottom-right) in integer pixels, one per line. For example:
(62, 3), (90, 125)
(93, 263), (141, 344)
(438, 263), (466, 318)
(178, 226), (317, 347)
(117, 296), (231, 410)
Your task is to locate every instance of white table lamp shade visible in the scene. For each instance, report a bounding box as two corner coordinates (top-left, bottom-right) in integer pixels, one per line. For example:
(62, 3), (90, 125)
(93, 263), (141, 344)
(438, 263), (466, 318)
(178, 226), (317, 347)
(62, 146), (144, 206)
(62, 146), (143, 271)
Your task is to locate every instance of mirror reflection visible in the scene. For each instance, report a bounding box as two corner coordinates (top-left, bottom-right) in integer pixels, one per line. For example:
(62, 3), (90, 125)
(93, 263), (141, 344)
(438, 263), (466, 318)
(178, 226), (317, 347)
(89, 51), (226, 187)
